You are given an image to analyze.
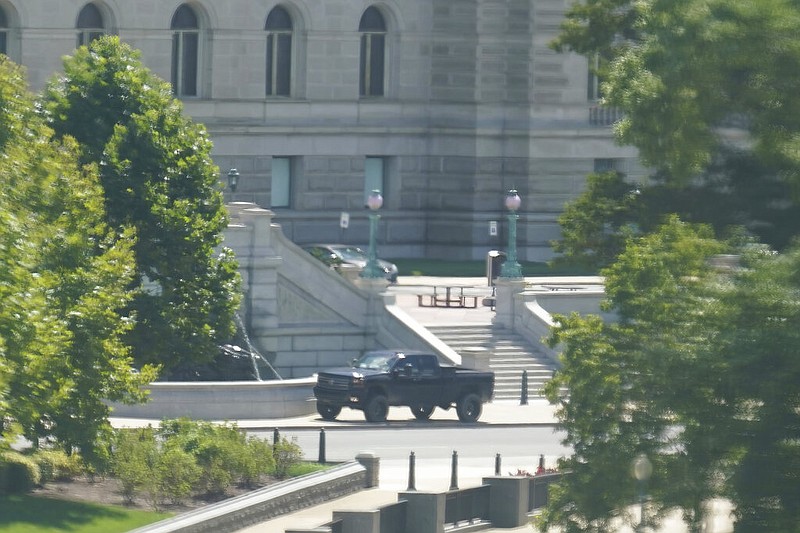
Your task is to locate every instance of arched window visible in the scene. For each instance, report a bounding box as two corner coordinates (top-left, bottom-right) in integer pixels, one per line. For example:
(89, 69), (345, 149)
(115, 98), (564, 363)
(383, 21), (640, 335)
(265, 6), (292, 97)
(76, 3), (105, 48)
(0, 7), (8, 56)
(359, 7), (386, 97)
(171, 4), (199, 97)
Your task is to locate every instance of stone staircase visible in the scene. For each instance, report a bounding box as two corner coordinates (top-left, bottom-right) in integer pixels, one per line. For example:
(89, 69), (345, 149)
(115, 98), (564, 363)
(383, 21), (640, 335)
(426, 325), (558, 401)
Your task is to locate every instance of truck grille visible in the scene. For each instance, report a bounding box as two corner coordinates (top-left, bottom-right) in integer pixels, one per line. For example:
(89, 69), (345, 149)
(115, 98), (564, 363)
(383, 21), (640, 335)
(317, 374), (350, 391)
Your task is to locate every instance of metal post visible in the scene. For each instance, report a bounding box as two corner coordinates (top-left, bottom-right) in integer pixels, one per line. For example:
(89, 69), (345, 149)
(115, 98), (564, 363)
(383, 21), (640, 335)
(361, 190), (384, 279)
(272, 428), (280, 459)
(495, 453), (502, 476)
(500, 190), (523, 278)
(520, 369), (529, 405)
(318, 428), (326, 464)
(450, 450), (459, 490)
(407, 451), (416, 491)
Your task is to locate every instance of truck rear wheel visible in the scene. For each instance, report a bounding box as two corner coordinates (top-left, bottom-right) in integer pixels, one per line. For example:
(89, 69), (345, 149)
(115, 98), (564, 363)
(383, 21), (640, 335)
(364, 394), (388, 422)
(456, 393), (482, 423)
(410, 404), (435, 420)
(316, 402), (342, 421)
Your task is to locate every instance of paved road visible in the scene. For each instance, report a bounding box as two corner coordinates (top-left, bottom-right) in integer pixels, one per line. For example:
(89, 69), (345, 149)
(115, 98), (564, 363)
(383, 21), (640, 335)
(255, 423), (570, 492)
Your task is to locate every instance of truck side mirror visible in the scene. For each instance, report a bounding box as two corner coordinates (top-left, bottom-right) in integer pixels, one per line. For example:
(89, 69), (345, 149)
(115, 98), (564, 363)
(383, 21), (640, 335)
(403, 363), (413, 377)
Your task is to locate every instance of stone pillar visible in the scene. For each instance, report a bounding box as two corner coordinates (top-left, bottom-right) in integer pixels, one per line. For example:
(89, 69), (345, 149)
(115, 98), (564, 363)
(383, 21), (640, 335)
(356, 451), (380, 488)
(492, 278), (526, 330)
(228, 204), (282, 351)
(482, 476), (529, 528)
(332, 510), (380, 533)
(354, 277), (390, 335)
(397, 491), (445, 533)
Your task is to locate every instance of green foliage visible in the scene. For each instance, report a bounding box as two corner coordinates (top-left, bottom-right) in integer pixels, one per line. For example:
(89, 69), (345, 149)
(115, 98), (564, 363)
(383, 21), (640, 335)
(112, 428), (159, 503)
(555, 0), (800, 192)
(273, 437), (303, 479)
(542, 218), (800, 531)
(42, 36), (241, 371)
(541, 218), (728, 532)
(0, 451), (41, 495)
(112, 419), (277, 509)
(551, 171), (643, 270)
(31, 449), (84, 483)
(0, 54), (156, 467)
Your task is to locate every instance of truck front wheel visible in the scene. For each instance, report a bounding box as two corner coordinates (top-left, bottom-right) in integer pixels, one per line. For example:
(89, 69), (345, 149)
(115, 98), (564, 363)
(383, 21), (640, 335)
(316, 402), (342, 421)
(456, 393), (482, 423)
(364, 394), (389, 422)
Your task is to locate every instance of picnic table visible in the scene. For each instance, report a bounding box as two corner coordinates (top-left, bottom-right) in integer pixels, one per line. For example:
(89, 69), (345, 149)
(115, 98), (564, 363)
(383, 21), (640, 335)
(417, 286), (479, 308)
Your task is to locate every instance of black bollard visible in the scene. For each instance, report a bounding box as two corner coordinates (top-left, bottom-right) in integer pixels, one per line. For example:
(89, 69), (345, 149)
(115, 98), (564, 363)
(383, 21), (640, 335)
(407, 451), (416, 491)
(272, 428), (280, 459)
(450, 450), (459, 490)
(495, 453), (502, 476)
(520, 370), (529, 405)
(318, 428), (326, 464)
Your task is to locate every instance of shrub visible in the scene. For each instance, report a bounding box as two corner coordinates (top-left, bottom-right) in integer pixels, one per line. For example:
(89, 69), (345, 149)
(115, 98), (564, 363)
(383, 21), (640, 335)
(32, 448), (84, 482)
(0, 451), (41, 494)
(273, 437), (303, 479)
(112, 427), (158, 503)
(144, 444), (200, 509)
(240, 436), (275, 487)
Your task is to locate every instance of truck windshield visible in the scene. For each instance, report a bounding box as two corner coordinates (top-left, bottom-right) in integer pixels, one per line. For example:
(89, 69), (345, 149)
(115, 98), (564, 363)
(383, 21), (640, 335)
(353, 352), (398, 371)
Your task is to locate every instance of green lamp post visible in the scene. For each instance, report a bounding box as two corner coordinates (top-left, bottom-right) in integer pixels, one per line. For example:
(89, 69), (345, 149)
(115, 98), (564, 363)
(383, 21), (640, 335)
(500, 189), (523, 278)
(360, 189), (384, 279)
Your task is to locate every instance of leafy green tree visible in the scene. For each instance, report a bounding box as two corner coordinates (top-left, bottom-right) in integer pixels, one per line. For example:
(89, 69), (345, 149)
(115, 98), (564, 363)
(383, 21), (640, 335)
(555, 0), (800, 189)
(0, 55), (156, 465)
(550, 171), (643, 270)
(553, 150), (800, 268)
(540, 217), (727, 532)
(713, 244), (800, 531)
(42, 36), (241, 371)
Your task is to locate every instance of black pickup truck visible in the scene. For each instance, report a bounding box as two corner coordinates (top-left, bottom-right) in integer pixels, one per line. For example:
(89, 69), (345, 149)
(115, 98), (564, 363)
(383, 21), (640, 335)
(313, 350), (495, 423)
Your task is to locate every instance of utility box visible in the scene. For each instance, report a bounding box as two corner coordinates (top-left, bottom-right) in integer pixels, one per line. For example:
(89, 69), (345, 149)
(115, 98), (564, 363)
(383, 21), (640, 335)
(486, 250), (507, 286)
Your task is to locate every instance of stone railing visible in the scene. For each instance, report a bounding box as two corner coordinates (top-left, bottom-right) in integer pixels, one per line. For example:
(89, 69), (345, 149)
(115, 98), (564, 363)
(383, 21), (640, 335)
(290, 473), (565, 533)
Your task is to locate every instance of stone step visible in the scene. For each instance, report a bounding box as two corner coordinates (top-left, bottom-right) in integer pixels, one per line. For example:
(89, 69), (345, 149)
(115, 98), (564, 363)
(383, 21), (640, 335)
(426, 324), (558, 401)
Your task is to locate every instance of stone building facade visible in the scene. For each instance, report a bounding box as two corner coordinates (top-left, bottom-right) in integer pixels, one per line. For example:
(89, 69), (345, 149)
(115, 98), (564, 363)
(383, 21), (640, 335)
(0, 0), (644, 261)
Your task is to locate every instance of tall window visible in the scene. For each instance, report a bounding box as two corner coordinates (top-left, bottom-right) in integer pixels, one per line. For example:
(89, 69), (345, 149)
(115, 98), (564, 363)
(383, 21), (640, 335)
(265, 7), (292, 97)
(587, 54), (606, 101)
(271, 157), (292, 208)
(0, 7), (8, 56)
(171, 4), (199, 97)
(364, 157), (385, 204)
(359, 7), (386, 97)
(76, 3), (105, 48)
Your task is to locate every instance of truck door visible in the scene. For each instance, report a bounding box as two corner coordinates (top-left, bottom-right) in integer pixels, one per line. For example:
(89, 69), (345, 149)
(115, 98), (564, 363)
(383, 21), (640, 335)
(393, 354), (441, 406)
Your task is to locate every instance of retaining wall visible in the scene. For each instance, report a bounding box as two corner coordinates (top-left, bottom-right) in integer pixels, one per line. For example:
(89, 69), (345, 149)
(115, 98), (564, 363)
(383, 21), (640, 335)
(129, 457), (378, 533)
(109, 377), (316, 420)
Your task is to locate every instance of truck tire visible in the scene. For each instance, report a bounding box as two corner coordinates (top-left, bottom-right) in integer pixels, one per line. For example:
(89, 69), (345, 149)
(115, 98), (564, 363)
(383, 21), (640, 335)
(456, 393), (482, 423)
(316, 402), (342, 421)
(364, 394), (389, 422)
(410, 404), (435, 420)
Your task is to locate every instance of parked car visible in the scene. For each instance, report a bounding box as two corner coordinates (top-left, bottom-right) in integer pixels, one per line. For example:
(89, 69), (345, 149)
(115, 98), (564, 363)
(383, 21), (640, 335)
(303, 244), (398, 282)
(313, 350), (495, 423)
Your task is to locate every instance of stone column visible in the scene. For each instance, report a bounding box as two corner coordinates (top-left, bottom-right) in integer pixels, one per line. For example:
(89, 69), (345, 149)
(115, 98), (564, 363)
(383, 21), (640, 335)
(492, 278), (526, 330)
(356, 451), (380, 488)
(483, 476), (530, 528)
(225, 203), (281, 351)
(397, 491), (446, 533)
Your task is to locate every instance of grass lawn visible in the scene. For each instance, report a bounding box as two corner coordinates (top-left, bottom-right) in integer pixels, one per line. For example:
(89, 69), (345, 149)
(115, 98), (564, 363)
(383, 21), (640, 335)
(0, 494), (172, 533)
(389, 258), (595, 278)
